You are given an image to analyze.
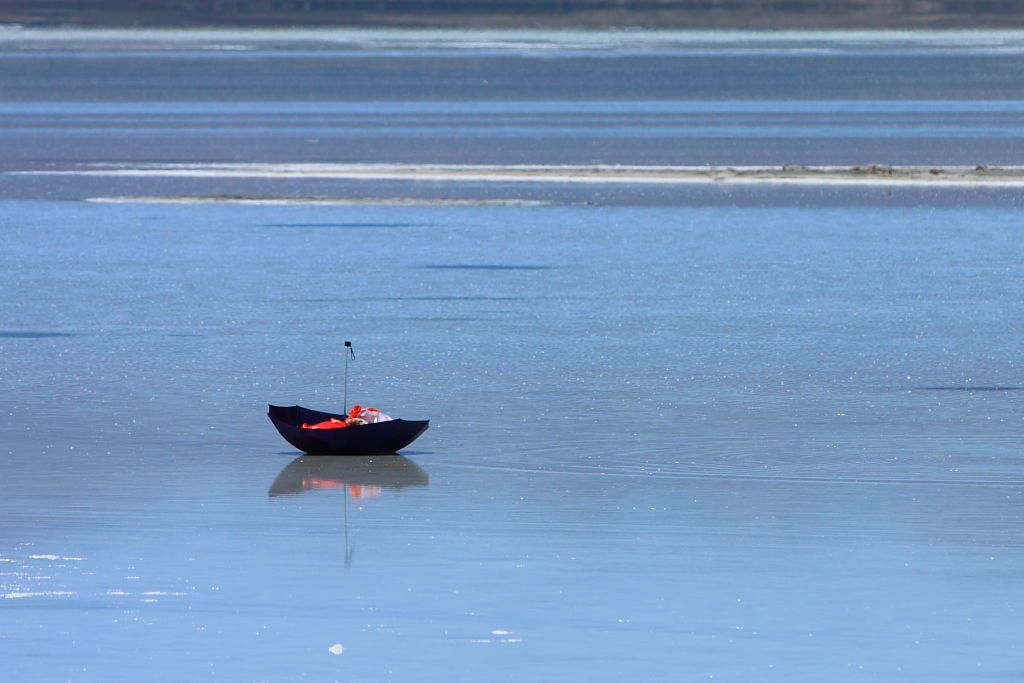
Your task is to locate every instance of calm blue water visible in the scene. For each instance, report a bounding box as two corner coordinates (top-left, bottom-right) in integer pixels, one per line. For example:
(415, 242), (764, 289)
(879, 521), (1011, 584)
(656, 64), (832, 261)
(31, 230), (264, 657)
(2, 29), (1024, 682)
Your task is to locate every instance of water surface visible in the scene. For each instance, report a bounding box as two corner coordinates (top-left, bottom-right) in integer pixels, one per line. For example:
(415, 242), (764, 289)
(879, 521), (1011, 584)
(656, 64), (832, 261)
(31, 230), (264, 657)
(2, 30), (1024, 682)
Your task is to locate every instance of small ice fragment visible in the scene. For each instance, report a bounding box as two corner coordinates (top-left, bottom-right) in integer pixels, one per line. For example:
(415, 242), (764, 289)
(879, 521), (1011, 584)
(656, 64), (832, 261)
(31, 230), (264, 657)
(491, 630), (511, 635)
(328, 644), (345, 655)
(28, 555), (59, 560)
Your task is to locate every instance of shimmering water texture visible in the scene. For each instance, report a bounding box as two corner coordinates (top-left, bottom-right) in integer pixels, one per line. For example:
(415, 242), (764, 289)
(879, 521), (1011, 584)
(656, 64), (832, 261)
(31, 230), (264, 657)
(2, 29), (1024, 682)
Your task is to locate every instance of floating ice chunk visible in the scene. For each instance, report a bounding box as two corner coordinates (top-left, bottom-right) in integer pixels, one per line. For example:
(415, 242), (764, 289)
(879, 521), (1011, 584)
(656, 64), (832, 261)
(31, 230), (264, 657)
(28, 554), (59, 560)
(328, 644), (345, 655)
(491, 630), (511, 635)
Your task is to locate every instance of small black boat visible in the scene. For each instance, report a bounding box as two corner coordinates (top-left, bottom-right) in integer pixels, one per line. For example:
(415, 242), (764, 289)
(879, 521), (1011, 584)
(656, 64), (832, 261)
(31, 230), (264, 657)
(268, 404), (429, 455)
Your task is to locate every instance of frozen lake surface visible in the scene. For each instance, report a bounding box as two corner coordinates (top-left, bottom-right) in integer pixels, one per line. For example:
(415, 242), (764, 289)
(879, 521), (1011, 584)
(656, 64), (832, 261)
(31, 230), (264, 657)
(2, 29), (1024, 681)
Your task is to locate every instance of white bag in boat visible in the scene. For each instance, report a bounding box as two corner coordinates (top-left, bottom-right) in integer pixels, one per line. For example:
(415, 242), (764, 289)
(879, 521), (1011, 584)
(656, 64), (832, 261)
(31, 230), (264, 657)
(357, 407), (392, 423)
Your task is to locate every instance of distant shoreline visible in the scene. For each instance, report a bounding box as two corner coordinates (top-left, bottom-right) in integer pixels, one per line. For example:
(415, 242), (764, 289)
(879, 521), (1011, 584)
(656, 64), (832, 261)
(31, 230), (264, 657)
(4, 1), (1024, 30)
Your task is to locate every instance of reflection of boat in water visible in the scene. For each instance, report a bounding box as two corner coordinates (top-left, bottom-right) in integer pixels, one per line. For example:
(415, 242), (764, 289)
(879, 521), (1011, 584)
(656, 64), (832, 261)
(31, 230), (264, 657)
(269, 454), (429, 497)
(269, 455), (429, 568)
(268, 405), (429, 455)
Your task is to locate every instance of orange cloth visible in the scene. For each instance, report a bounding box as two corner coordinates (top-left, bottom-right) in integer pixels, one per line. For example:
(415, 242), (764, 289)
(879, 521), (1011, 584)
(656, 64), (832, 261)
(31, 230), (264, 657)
(301, 417), (349, 430)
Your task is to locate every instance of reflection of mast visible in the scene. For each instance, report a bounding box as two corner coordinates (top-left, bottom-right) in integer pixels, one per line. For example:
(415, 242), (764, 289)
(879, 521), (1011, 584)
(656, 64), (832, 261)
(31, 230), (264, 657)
(343, 482), (354, 568)
(269, 455), (429, 570)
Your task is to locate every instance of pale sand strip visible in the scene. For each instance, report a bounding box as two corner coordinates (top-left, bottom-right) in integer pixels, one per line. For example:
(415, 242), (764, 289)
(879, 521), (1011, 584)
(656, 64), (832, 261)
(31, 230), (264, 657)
(18, 163), (1024, 187)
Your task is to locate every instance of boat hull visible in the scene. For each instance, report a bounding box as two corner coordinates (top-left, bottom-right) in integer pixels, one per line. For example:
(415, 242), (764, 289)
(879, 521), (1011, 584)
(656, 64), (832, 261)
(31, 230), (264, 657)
(268, 405), (429, 455)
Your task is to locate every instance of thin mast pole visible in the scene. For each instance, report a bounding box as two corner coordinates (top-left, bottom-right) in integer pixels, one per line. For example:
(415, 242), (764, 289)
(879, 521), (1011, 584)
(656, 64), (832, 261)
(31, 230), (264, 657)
(343, 340), (353, 413)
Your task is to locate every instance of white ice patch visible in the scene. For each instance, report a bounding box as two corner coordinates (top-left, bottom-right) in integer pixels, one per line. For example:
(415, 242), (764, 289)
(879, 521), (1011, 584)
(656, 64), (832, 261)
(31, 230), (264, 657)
(475, 631), (521, 644)
(328, 643), (345, 655)
(84, 195), (550, 207)
(3, 591), (76, 599)
(17, 162), (1024, 188)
